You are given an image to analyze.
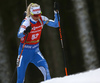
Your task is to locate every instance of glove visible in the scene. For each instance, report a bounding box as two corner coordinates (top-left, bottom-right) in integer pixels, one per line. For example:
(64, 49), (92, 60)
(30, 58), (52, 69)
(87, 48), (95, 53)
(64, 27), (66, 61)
(24, 25), (32, 34)
(54, 2), (59, 11)
(54, 10), (59, 14)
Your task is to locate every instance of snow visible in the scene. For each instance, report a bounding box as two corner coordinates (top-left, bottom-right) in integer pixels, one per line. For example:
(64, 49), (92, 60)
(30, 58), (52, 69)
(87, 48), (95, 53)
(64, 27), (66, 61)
(41, 68), (100, 83)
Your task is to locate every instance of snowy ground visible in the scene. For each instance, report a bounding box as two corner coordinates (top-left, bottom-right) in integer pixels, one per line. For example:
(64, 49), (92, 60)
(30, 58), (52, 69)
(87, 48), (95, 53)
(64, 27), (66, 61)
(41, 68), (100, 83)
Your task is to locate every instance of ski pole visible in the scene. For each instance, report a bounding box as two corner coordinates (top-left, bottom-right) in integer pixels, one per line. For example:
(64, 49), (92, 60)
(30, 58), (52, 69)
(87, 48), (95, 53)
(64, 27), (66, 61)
(10, 34), (28, 83)
(54, 2), (68, 76)
(58, 13), (68, 76)
(17, 33), (28, 67)
(10, 33), (28, 83)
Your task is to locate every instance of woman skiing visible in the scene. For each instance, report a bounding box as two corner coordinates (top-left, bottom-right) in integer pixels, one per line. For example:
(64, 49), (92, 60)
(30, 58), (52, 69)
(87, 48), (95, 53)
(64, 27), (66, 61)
(17, 3), (59, 83)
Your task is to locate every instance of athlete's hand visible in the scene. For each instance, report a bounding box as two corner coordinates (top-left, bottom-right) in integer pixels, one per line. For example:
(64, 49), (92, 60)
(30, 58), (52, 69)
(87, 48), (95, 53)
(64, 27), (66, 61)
(24, 25), (32, 34)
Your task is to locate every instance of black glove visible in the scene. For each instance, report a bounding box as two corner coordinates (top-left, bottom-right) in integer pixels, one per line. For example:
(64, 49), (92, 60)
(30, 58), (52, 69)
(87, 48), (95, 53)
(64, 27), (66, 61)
(24, 26), (32, 34)
(54, 2), (59, 11)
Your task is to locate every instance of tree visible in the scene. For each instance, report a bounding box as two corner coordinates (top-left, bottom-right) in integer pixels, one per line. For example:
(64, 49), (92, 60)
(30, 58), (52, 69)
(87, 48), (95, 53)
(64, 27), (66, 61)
(72, 0), (99, 70)
(0, 13), (11, 83)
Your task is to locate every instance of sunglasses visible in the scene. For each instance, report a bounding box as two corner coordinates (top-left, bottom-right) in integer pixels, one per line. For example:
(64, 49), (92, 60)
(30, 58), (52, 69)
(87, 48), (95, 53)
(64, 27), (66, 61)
(32, 14), (41, 17)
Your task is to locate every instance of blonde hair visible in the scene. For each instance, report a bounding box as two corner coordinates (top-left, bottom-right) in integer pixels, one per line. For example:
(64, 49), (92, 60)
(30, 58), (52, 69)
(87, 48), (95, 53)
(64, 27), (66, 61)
(26, 3), (40, 17)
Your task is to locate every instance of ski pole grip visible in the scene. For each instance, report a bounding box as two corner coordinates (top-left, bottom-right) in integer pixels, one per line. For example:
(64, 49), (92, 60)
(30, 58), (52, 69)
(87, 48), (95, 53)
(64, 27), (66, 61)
(54, 2), (59, 11)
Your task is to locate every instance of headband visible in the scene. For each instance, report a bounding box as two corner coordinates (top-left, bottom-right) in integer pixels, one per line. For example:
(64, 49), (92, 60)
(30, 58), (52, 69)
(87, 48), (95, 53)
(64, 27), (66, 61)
(30, 6), (41, 15)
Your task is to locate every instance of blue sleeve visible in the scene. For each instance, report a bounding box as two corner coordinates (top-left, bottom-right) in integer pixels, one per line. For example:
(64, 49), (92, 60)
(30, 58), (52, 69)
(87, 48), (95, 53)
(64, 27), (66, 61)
(17, 31), (25, 38)
(17, 20), (25, 38)
(43, 21), (47, 25)
(47, 13), (59, 28)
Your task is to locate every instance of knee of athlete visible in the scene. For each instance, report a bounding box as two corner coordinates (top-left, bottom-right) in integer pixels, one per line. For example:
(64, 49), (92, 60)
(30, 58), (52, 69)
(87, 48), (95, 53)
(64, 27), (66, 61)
(43, 60), (49, 68)
(43, 62), (51, 75)
(38, 66), (51, 80)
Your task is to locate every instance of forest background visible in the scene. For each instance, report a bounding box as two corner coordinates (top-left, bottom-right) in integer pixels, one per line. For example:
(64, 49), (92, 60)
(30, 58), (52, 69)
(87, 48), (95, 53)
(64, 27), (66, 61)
(0, 0), (100, 83)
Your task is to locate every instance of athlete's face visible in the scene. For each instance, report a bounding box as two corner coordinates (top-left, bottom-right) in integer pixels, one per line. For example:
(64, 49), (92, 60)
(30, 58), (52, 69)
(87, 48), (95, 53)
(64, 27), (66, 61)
(31, 14), (41, 21)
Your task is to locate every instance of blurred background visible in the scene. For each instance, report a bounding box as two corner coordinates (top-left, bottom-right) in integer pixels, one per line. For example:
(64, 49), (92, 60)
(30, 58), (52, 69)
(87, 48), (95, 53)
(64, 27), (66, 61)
(0, 0), (100, 83)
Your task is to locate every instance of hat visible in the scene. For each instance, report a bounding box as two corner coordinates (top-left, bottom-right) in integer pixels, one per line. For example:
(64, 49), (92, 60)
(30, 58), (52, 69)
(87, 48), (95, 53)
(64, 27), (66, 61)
(30, 6), (41, 15)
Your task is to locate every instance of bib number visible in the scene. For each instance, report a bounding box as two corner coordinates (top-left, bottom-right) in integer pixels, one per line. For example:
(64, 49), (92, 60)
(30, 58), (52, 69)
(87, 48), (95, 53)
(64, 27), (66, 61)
(31, 33), (39, 40)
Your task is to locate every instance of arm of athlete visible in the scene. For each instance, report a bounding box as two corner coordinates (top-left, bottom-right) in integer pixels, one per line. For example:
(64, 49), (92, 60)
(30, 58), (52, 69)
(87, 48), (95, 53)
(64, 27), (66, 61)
(42, 11), (60, 28)
(17, 17), (30, 38)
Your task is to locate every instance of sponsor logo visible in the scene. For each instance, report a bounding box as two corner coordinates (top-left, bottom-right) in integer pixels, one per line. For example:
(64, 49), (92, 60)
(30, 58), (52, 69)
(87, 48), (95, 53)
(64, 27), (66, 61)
(32, 25), (42, 30)
(30, 30), (41, 33)
(33, 9), (41, 11)
(17, 56), (23, 67)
